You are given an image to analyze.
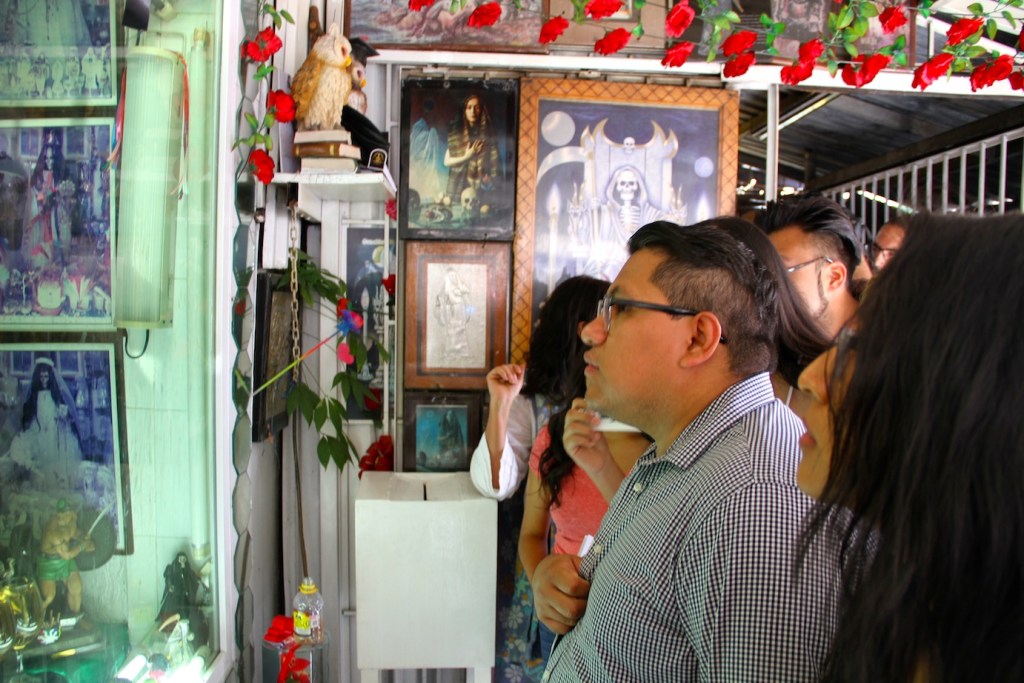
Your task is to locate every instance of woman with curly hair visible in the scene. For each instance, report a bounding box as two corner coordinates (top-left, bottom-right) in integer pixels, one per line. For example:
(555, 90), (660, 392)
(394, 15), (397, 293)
(513, 278), (651, 666)
(794, 211), (1024, 681)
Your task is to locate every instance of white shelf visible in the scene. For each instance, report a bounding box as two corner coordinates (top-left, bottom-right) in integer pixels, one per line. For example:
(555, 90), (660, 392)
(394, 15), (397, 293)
(273, 170), (396, 202)
(272, 170), (396, 222)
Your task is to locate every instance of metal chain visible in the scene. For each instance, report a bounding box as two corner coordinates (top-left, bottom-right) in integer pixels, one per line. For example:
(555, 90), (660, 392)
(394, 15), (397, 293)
(289, 202), (301, 382)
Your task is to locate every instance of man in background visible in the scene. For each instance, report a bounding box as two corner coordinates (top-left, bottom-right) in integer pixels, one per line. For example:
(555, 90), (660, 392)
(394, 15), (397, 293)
(760, 194), (862, 339)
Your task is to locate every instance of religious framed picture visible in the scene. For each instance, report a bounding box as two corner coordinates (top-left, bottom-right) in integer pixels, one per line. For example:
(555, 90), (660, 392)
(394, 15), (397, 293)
(400, 78), (519, 242)
(0, 118), (115, 328)
(509, 78), (738, 362)
(343, 225), (397, 422)
(402, 391), (482, 473)
(0, 331), (133, 559)
(252, 271), (294, 441)
(0, 0), (117, 107)
(403, 240), (510, 390)
(345, 0), (543, 52)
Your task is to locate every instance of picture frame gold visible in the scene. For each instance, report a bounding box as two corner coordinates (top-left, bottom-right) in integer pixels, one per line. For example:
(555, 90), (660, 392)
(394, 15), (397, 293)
(510, 78), (739, 363)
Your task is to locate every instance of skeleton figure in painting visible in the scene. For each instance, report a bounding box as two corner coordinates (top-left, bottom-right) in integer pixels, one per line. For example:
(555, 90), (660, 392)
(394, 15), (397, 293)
(7, 358), (83, 476)
(589, 165), (665, 279)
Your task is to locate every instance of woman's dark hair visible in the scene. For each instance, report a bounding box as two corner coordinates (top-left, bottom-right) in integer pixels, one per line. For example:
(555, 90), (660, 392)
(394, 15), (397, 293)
(697, 216), (831, 386)
(521, 275), (609, 405)
(520, 276), (609, 507)
(801, 212), (1024, 681)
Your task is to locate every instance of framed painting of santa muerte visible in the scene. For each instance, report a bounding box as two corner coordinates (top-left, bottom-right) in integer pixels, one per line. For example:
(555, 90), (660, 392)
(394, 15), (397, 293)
(0, 119), (115, 328)
(0, 0), (117, 107)
(509, 78), (739, 362)
(0, 331), (133, 559)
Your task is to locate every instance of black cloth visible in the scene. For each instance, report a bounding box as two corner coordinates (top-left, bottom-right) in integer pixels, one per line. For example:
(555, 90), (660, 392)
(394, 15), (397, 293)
(342, 106), (389, 166)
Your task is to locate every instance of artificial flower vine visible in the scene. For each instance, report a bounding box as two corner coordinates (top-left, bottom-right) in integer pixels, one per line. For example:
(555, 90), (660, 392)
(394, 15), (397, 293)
(410, 0), (1024, 93)
(236, 3), (296, 185)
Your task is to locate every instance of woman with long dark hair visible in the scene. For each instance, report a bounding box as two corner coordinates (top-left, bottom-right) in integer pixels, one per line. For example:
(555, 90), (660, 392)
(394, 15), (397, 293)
(469, 275), (620, 680)
(516, 277), (650, 666)
(794, 212), (1024, 681)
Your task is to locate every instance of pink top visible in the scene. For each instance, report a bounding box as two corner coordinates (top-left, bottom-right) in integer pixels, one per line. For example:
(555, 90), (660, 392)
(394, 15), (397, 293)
(529, 426), (609, 556)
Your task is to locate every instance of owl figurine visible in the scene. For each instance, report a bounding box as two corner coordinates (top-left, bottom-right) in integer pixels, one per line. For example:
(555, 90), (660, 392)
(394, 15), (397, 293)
(346, 37), (378, 115)
(290, 23), (353, 131)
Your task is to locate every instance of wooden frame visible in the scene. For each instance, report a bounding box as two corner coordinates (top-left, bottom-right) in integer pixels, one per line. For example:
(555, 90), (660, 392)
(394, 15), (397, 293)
(403, 241), (510, 390)
(0, 118), (115, 328)
(252, 271), (293, 440)
(400, 78), (519, 242)
(345, 0), (543, 52)
(510, 78), (738, 362)
(402, 391), (482, 473)
(0, 331), (133, 556)
(0, 0), (117, 108)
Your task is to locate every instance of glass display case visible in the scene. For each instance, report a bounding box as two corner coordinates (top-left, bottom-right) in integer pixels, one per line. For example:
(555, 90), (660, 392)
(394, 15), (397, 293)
(0, 2), (230, 680)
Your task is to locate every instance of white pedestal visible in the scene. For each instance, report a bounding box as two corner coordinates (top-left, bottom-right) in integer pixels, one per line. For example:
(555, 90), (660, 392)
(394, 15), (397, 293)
(355, 472), (496, 678)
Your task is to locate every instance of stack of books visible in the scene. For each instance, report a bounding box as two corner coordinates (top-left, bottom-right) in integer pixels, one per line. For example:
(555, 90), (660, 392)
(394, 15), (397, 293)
(294, 129), (361, 173)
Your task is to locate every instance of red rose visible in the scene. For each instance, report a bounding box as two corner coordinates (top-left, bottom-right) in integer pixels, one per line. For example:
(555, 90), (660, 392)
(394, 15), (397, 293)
(665, 2), (695, 38)
(382, 274), (396, 296)
(661, 41), (695, 67)
(912, 52), (954, 91)
(946, 17), (983, 46)
(468, 2), (502, 27)
(969, 54), (1014, 92)
(798, 38), (825, 62)
(723, 50), (756, 78)
(266, 89), (296, 123)
(248, 148), (274, 184)
(539, 16), (569, 44)
(781, 59), (815, 85)
(841, 53), (891, 87)
(409, 0), (436, 10)
(364, 388), (383, 411)
(336, 297), (349, 317)
(1010, 71), (1024, 91)
(878, 6), (907, 34)
(244, 27), (282, 62)
(594, 28), (631, 55)
(585, 0), (623, 20)
(385, 198), (397, 220)
(722, 30), (757, 57)
(378, 435), (394, 455)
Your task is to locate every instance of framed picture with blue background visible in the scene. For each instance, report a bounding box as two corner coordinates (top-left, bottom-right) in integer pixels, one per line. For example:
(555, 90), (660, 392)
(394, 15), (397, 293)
(402, 391), (482, 473)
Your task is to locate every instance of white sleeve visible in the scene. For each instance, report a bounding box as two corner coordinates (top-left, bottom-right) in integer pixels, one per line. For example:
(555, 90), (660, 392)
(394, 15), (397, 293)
(468, 395), (536, 501)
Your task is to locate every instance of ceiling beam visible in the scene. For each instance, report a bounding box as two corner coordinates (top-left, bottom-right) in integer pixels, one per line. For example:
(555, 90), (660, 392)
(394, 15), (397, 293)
(805, 104), (1024, 191)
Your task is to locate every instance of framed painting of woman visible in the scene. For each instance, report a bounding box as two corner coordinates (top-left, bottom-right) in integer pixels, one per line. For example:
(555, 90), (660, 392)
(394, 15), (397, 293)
(400, 78), (518, 242)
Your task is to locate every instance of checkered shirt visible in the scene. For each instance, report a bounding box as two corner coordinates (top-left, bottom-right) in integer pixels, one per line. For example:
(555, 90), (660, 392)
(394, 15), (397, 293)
(544, 373), (841, 682)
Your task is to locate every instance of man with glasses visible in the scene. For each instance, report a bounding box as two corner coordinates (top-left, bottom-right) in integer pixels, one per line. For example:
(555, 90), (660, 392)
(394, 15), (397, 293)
(536, 221), (841, 681)
(868, 216), (908, 272)
(760, 194), (862, 339)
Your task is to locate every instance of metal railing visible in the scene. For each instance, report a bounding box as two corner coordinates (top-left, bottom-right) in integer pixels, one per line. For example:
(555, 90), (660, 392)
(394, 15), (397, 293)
(825, 127), (1024, 236)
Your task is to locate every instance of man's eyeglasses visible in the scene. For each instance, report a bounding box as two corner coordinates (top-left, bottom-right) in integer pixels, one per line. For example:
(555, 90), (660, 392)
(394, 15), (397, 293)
(785, 255), (834, 274)
(595, 293), (728, 343)
(867, 242), (898, 263)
